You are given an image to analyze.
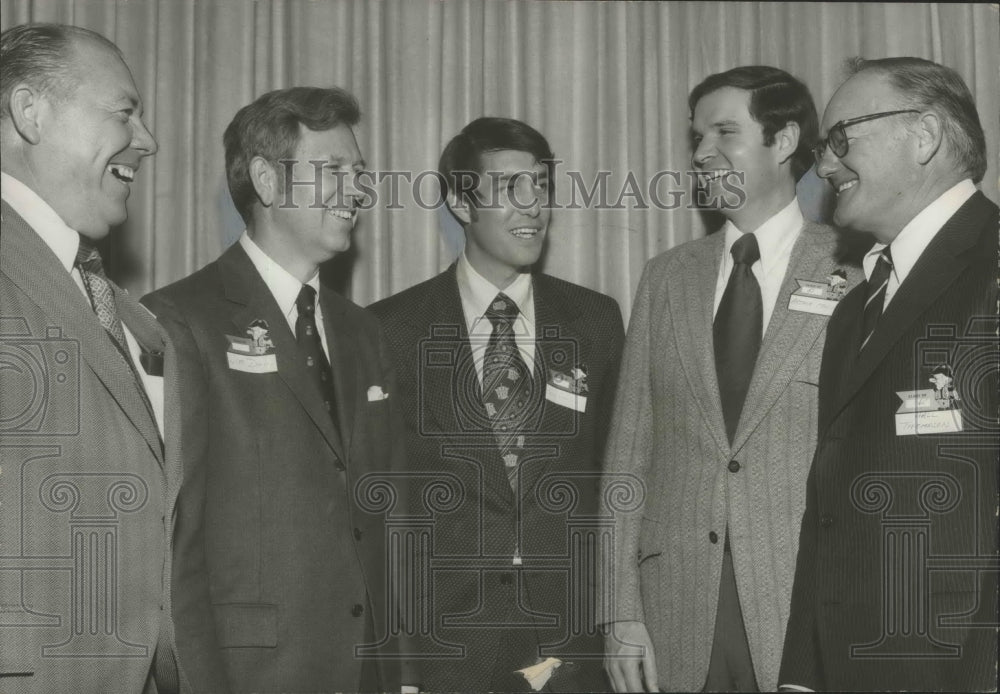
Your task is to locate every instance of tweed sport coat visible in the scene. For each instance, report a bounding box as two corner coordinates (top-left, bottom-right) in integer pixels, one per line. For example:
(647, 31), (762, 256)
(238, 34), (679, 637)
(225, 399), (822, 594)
(370, 266), (625, 692)
(0, 201), (185, 693)
(142, 242), (406, 694)
(779, 191), (999, 690)
(601, 221), (862, 691)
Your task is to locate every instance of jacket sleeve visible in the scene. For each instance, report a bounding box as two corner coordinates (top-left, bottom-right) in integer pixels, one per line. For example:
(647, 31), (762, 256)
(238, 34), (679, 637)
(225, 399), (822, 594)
(598, 262), (659, 627)
(143, 291), (232, 694)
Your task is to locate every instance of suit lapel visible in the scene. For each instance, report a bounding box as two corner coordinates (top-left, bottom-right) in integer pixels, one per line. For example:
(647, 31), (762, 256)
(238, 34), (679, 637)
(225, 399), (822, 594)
(519, 275), (592, 502)
(669, 234), (730, 456)
(835, 192), (989, 414)
(221, 245), (346, 462)
(401, 266), (488, 440)
(320, 288), (358, 460)
(1, 205), (163, 464)
(732, 228), (841, 452)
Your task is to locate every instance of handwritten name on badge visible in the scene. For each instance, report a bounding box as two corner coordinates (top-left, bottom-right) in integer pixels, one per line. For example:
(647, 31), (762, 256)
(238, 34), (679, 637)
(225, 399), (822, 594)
(895, 386), (963, 435)
(788, 275), (845, 316)
(226, 319), (278, 373)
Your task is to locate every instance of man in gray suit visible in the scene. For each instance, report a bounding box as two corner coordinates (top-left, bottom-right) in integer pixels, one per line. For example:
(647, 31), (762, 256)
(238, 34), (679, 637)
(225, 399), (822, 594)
(0, 23), (188, 694)
(601, 66), (862, 692)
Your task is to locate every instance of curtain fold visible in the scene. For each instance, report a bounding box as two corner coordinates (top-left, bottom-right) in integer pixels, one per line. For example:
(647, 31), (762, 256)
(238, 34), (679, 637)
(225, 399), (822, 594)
(2, 0), (996, 321)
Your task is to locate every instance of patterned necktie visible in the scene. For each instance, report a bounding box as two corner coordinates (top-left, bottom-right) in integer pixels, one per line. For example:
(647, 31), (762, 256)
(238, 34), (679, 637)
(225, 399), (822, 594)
(76, 239), (159, 437)
(482, 293), (534, 491)
(714, 233), (763, 445)
(860, 247), (893, 352)
(76, 240), (128, 352)
(295, 285), (338, 427)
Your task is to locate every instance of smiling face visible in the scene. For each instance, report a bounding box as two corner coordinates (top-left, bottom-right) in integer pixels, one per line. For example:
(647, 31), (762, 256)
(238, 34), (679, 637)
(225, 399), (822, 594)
(267, 123), (364, 270)
(458, 149), (550, 289)
(25, 38), (157, 240)
(691, 86), (792, 231)
(817, 71), (923, 241)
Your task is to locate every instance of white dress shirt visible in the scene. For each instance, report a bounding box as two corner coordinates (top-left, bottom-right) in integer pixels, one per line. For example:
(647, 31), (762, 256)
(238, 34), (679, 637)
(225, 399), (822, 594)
(239, 231), (330, 359)
(713, 197), (804, 333)
(455, 251), (536, 386)
(0, 171), (165, 435)
(862, 179), (976, 309)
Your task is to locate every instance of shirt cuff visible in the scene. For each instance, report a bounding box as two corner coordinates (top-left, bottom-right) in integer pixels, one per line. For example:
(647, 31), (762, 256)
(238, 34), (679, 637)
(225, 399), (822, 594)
(778, 685), (815, 692)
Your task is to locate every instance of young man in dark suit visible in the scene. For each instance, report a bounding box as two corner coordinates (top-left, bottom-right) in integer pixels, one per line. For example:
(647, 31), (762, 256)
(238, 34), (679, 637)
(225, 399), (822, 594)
(370, 117), (625, 692)
(142, 87), (407, 694)
(780, 57), (998, 691)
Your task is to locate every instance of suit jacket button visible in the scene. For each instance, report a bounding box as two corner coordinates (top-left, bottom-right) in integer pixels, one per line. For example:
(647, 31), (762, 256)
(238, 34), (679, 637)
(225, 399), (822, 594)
(352, 603), (364, 617)
(820, 514), (834, 528)
(708, 531), (719, 544)
(728, 460), (741, 473)
(334, 459), (345, 471)
(353, 527), (362, 541)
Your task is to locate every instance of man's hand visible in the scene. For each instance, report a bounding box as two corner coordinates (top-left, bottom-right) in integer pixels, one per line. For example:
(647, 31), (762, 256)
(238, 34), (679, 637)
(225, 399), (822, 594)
(604, 620), (659, 693)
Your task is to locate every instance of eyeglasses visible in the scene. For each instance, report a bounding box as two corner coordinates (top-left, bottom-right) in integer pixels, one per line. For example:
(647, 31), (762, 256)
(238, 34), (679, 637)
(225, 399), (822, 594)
(812, 109), (920, 164)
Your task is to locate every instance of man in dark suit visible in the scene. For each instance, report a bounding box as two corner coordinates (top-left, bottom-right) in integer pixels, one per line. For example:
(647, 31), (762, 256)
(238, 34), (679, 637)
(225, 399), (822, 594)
(0, 23), (188, 694)
(780, 57), (998, 690)
(142, 87), (407, 693)
(370, 117), (625, 692)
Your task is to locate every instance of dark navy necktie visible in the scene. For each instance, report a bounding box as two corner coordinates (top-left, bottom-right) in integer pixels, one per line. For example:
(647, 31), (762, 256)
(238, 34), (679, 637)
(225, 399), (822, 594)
(860, 247), (893, 352)
(295, 285), (338, 427)
(714, 233), (763, 445)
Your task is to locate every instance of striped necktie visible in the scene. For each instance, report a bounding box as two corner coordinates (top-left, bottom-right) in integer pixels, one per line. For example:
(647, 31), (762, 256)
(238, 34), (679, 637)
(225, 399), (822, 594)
(860, 247), (893, 352)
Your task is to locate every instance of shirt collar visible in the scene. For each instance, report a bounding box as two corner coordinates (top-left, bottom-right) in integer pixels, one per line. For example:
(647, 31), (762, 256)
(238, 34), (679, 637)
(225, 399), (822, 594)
(721, 197), (803, 274)
(863, 179), (976, 281)
(239, 231), (320, 321)
(1, 171), (80, 273)
(456, 251), (534, 331)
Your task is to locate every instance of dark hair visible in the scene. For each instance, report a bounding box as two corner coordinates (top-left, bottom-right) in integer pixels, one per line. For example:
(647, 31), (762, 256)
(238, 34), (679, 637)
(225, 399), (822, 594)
(438, 116), (555, 213)
(1, 23), (122, 119)
(846, 57), (986, 184)
(689, 65), (819, 181)
(223, 86), (361, 224)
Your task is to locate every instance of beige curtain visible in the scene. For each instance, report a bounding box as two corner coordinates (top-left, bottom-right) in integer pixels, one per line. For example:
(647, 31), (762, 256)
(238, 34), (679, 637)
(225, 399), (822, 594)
(2, 0), (997, 320)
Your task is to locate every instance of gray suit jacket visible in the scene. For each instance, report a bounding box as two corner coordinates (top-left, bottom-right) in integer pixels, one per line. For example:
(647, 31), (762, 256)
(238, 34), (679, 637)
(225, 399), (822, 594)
(0, 201), (184, 693)
(601, 222), (862, 691)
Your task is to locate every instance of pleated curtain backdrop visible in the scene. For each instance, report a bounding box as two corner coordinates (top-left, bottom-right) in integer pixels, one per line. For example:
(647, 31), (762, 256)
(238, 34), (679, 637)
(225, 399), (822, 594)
(1, 0), (997, 320)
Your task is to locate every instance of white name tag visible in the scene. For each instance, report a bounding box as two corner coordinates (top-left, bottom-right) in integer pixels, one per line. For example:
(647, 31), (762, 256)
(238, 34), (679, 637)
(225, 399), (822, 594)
(227, 351), (277, 373)
(895, 388), (963, 435)
(788, 293), (838, 316)
(545, 384), (586, 412)
(895, 409), (963, 436)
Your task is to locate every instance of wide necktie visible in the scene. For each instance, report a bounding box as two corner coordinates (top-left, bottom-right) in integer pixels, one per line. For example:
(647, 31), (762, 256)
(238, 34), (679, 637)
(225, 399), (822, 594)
(295, 285), (338, 427)
(482, 293), (535, 491)
(860, 247), (893, 352)
(714, 233), (763, 445)
(76, 239), (159, 435)
(76, 241), (129, 353)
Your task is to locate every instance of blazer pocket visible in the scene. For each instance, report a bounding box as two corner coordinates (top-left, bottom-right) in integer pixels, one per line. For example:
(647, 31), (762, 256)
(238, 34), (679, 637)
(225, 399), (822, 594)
(214, 603), (278, 648)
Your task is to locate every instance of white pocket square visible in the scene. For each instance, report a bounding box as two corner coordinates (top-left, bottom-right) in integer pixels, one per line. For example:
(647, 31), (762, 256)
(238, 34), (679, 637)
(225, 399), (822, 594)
(367, 385), (389, 402)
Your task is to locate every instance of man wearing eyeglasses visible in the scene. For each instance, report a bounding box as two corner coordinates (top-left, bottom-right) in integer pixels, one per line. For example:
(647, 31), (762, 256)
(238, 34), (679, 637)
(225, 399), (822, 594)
(601, 66), (862, 693)
(779, 57), (998, 691)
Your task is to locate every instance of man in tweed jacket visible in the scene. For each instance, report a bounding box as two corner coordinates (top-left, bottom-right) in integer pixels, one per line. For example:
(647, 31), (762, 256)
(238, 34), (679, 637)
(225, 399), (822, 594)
(0, 24), (189, 693)
(371, 117), (624, 692)
(602, 66), (862, 692)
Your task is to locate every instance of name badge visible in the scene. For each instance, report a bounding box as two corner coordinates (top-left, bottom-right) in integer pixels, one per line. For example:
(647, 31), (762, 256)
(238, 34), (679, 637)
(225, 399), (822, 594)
(226, 328), (277, 374)
(895, 388), (963, 435)
(546, 367), (588, 413)
(788, 278), (843, 316)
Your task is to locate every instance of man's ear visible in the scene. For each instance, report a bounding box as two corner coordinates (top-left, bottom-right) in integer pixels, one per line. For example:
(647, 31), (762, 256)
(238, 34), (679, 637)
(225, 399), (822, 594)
(447, 191), (475, 225)
(8, 84), (44, 145)
(913, 111), (943, 166)
(249, 156), (276, 208)
(773, 120), (801, 167)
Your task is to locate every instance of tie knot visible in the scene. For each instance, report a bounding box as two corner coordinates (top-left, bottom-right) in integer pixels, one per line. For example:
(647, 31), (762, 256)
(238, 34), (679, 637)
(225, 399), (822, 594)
(731, 233), (760, 266)
(296, 284), (317, 316)
(485, 293), (519, 327)
(75, 239), (105, 275)
(878, 246), (893, 268)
